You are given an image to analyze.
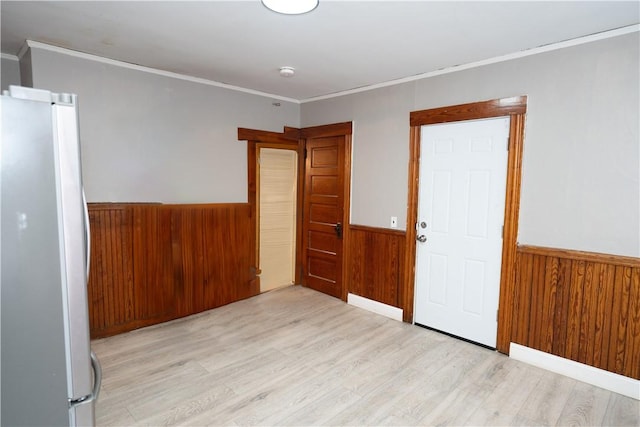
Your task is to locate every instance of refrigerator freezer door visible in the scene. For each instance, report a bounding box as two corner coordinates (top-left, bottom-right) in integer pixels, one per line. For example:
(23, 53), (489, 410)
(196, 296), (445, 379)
(52, 104), (93, 399)
(1, 95), (72, 426)
(52, 99), (96, 425)
(1, 87), (98, 426)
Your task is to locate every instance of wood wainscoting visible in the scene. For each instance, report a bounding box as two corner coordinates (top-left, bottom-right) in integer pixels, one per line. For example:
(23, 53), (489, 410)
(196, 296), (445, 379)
(348, 225), (406, 308)
(87, 203), (258, 338)
(511, 245), (640, 380)
(88, 204), (136, 334)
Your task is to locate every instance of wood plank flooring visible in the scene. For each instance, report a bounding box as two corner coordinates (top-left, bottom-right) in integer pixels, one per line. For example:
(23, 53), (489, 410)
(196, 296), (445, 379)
(93, 285), (639, 426)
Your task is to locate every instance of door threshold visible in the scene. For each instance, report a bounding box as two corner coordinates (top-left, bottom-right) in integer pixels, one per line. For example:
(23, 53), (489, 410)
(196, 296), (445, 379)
(414, 323), (496, 351)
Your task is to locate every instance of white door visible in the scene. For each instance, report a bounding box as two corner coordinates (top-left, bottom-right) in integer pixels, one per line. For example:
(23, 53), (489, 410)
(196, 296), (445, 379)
(414, 117), (510, 348)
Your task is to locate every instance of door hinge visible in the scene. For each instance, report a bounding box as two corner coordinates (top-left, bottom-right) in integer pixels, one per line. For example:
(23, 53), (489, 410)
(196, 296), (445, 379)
(304, 147), (308, 158)
(506, 138), (510, 151)
(501, 225), (504, 238)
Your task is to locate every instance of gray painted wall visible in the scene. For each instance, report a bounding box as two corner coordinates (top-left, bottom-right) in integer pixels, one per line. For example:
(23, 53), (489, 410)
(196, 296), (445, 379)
(301, 33), (639, 257)
(22, 33), (639, 257)
(27, 47), (300, 204)
(1, 56), (21, 90)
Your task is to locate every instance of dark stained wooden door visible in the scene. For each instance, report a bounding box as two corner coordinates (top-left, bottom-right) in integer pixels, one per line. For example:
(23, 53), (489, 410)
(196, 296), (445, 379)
(302, 135), (346, 298)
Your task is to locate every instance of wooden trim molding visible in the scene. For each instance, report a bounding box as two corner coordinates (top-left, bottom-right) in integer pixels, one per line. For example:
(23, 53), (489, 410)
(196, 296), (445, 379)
(402, 125), (421, 323)
(238, 127), (298, 144)
(88, 202), (161, 210)
(518, 245), (640, 268)
(299, 121), (353, 138)
(350, 224), (406, 237)
(283, 126), (302, 140)
(341, 133), (353, 301)
(496, 113), (526, 354)
(409, 96), (527, 127)
(404, 96), (527, 354)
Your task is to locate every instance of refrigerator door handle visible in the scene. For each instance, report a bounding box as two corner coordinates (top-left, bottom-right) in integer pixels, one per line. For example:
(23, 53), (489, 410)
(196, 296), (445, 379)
(82, 190), (90, 281)
(88, 350), (102, 403)
(69, 351), (101, 407)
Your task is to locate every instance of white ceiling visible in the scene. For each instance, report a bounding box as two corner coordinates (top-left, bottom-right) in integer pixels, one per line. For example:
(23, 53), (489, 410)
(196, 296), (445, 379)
(1, 1), (638, 102)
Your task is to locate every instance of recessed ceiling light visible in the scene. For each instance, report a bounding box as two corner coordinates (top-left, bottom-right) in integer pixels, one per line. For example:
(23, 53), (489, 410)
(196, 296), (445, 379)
(262, 0), (319, 15)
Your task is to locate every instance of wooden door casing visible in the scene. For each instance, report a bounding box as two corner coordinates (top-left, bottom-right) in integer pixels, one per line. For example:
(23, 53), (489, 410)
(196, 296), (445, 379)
(405, 97), (527, 354)
(238, 129), (304, 286)
(239, 123), (352, 301)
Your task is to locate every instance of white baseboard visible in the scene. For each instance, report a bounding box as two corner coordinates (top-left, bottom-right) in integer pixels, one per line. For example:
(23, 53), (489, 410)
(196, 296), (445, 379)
(509, 343), (639, 400)
(347, 293), (403, 322)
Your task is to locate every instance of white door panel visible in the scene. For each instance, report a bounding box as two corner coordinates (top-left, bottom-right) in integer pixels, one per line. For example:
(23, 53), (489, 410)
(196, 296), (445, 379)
(414, 117), (510, 348)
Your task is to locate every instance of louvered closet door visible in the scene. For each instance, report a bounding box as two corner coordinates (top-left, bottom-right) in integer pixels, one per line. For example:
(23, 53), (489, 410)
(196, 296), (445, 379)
(259, 148), (297, 292)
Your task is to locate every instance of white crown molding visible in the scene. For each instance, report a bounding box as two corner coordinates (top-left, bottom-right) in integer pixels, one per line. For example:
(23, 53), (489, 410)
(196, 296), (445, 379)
(16, 41), (31, 60)
(19, 23), (638, 104)
(301, 24), (640, 103)
(1, 53), (19, 61)
(24, 40), (300, 104)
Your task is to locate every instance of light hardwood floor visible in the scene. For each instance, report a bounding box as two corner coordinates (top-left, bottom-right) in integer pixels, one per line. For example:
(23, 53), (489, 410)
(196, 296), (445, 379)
(93, 285), (639, 426)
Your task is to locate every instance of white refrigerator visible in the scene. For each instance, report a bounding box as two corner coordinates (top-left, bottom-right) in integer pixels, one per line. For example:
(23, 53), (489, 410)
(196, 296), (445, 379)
(1, 86), (101, 426)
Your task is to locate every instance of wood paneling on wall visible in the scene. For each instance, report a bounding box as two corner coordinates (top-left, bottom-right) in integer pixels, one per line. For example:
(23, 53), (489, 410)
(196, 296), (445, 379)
(89, 202), (640, 381)
(511, 245), (640, 380)
(132, 205), (174, 326)
(348, 225), (406, 308)
(88, 203), (257, 338)
(88, 205), (135, 334)
(173, 205), (257, 313)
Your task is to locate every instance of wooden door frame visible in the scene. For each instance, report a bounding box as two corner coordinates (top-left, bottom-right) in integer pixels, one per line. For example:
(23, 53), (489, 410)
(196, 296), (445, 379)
(238, 128), (305, 285)
(403, 97), (527, 354)
(238, 122), (352, 299)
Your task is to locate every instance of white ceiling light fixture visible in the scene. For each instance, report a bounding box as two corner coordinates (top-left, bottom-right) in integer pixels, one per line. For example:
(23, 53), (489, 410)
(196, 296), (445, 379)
(279, 66), (295, 77)
(262, 0), (319, 15)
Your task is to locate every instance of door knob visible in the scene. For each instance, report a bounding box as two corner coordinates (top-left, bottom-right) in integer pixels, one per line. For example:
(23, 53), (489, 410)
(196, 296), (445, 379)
(417, 235), (427, 243)
(335, 222), (343, 239)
